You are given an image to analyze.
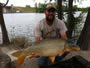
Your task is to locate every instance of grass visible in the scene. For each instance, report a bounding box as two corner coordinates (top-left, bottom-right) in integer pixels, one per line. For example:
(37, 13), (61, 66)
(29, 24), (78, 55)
(15, 7), (36, 13)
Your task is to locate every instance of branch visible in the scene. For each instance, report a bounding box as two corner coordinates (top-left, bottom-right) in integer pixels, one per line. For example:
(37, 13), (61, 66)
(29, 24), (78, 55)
(3, 0), (9, 8)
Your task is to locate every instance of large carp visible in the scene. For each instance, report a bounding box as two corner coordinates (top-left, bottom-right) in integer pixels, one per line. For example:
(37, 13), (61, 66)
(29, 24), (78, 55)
(11, 39), (80, 66)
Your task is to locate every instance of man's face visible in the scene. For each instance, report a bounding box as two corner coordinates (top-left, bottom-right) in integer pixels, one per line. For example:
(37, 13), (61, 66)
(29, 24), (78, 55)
(45, 8), (56, 22)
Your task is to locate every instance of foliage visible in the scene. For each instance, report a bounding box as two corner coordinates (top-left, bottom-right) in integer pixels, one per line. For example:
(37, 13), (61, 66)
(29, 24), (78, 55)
(70, 8), (87, 42)
(37, 3), (47, 13)
(72, 12), (83, 38)
(59, 0), (88, 42)
(15, 7), (36, 13)
(78, 8), (88, 12)
(62, 6), (68, 12)
(34, 2), (88, 13)
(63, 5), (85, 42)
(25, 5), (31, 8)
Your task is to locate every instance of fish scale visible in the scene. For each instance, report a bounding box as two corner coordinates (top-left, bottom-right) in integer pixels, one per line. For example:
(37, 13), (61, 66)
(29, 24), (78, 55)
(11, 39), (80, 66)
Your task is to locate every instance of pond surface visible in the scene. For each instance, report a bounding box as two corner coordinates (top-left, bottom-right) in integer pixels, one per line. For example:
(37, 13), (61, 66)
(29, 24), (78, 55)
(0, 13), (45, 43)
(0, 12), (87, 43)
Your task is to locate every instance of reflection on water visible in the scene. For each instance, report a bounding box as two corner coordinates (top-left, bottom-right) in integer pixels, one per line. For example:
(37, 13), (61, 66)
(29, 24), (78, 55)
(1, 13), (45, 42)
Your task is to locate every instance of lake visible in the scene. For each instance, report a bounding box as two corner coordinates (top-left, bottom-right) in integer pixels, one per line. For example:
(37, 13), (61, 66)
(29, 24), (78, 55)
(0, 12), (87, 43)
(0, 13), (45, 43)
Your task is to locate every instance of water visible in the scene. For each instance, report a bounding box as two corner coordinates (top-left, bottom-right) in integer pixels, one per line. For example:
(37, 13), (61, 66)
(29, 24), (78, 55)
(0, 12), (87, 43)
(1, 13), (45, 42)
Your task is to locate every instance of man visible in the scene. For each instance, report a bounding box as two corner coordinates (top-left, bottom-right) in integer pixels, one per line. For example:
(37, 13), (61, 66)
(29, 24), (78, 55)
(34, 4), (67, 41)
(34, 3), (68, 68)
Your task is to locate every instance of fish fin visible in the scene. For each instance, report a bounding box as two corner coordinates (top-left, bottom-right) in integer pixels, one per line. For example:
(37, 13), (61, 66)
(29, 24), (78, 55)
(49, 56), (55, 63)
(11, 50), (23, 57)
(59, 48), (65, 56)
(29, 53), (40, 58)
(18, 55), (26, 66)
(59, 52), (63, 56)
(29, 55), (33, 58)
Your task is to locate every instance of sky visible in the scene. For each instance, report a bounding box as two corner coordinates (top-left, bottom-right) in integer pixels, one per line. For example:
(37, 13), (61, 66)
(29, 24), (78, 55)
(73, 0), (90, 8)
(0, 0), (90, 8)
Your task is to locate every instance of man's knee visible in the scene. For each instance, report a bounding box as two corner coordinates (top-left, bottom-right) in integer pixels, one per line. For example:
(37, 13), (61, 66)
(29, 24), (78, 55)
(37, 57), (48, 67)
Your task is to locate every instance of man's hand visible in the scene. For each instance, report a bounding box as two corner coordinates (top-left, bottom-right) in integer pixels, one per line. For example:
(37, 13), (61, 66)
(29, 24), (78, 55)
(35, 37), (40, 42)
(61, 32), (67, 40)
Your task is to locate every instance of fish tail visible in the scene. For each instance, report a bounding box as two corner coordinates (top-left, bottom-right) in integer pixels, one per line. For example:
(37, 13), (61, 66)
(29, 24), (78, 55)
(49, 56), (55, 63)
(18, 55), (26, 66)
(11, 51), (23, 57)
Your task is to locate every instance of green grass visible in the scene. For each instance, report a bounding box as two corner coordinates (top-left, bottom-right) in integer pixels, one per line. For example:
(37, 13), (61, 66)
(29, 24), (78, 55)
(15, 7), (36, 13)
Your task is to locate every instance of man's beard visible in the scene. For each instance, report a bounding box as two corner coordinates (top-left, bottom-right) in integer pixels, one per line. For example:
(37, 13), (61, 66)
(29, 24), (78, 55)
(46, 15), (55, 22)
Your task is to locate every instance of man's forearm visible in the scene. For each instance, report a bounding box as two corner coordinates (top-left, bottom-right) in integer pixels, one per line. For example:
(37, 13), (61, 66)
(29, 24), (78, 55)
(61, 32), (67, 40)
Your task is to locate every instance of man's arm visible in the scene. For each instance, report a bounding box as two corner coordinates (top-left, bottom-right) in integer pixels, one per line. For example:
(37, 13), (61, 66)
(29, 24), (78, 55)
(60, 32), (67, 40)
(34, 22), (42, 42)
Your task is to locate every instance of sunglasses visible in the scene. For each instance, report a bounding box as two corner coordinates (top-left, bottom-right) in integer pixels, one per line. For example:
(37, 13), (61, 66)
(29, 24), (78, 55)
(47, 8), (56, 12)
(47, 10), (56, 12)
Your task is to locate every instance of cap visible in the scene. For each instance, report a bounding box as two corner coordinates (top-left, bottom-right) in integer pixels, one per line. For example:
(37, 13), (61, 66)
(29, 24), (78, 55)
(46, 3), (56, 11)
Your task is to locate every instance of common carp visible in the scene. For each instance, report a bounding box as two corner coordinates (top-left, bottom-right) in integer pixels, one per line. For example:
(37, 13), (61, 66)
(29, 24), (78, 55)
(11, 39), (80, 66)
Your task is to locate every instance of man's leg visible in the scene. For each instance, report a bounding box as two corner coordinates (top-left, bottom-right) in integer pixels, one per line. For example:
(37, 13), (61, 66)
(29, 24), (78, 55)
(37, 57), (48, 68)
(55, 52), (69, 62)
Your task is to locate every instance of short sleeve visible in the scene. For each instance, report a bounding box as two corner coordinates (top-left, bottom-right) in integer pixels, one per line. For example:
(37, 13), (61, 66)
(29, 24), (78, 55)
(57, 19), (67, 34)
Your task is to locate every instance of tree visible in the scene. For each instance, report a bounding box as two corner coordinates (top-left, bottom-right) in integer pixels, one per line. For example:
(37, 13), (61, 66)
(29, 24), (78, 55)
(0, 2), (10, 44)
(35, 2), (38, 12)
(26, 5), (31, 8)
(77, 7), (90, 50)
(66, 0), (74, 39)
(57, 0), (63, 20)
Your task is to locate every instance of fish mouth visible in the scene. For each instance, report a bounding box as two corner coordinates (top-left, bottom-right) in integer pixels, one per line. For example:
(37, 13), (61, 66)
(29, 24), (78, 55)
(71, 47), (80, 51)
(65, 47), (80, 52)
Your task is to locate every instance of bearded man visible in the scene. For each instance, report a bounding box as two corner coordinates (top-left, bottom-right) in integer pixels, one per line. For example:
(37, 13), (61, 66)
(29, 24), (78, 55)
(34, 3), (68, 68)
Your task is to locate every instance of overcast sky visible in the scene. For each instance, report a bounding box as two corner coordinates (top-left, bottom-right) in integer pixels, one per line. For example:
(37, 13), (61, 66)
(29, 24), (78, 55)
(0, 0), (90, 8)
